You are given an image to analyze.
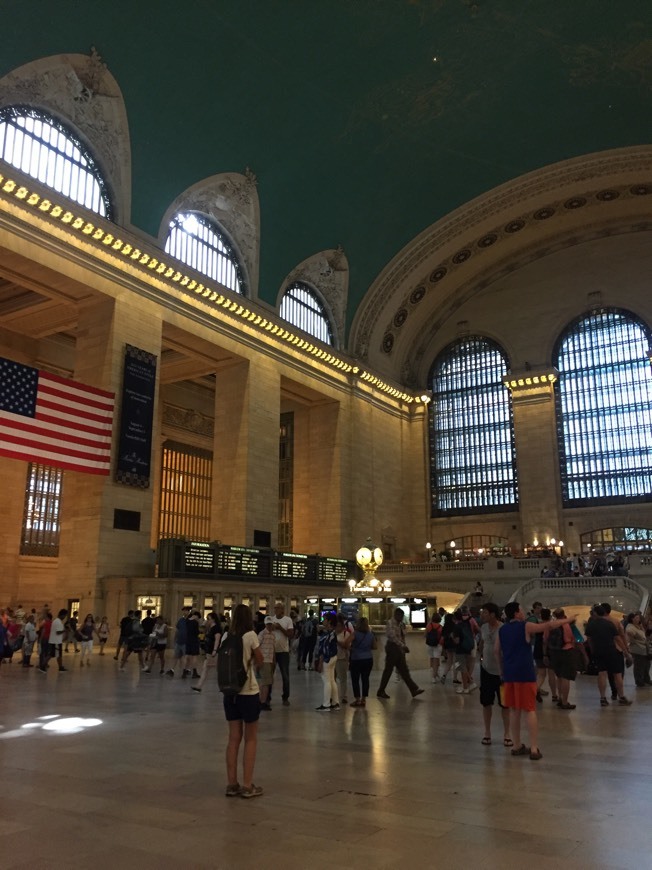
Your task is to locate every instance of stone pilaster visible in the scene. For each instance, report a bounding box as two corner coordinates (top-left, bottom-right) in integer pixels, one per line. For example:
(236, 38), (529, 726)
(211, 357), (280, 546)
(56, 295), (163, 614)
(507, 370), (563, 548)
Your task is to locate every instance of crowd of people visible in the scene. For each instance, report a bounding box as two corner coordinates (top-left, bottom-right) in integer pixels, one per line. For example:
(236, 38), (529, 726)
(2, 595), (650, 797)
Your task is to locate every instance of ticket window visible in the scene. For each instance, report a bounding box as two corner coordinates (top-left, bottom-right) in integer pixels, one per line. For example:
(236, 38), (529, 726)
(137, 595), (162, 616)
(258, 597), (268, 615)
(223, 596), (233, 619)
(183, 595), (195, 609)
(203, 596), (216, 620)
(242, 595), (252, 609)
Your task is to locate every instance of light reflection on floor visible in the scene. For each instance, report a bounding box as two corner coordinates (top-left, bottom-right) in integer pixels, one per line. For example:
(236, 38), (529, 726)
(0, 714), (102, 739)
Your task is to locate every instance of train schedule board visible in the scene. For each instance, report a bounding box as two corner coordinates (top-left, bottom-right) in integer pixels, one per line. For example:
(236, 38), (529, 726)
(319, 556), (354, 584)
(216, 545), (272, 579)
(274, 552), (318, 583)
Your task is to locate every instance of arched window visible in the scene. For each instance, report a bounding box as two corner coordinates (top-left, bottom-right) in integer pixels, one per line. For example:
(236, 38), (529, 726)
(0, 105), (112, 217)
(429, 337), (517, 515)
(555, 308), (652, 506)
(165, 211), (245, 295)
(279, 282), (334, 346)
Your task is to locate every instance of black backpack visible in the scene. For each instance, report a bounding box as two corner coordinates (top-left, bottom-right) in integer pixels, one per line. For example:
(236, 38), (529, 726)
(217, 632), (248, 695)
(547, 625), (565, 651)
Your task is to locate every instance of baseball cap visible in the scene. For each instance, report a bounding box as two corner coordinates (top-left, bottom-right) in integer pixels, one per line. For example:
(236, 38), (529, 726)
(264, 616), (274, 624)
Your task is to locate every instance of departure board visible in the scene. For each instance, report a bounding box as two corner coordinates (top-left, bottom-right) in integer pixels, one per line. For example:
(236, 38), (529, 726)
(274, 553), (318, 583)
(318, 557), (353, 584)
(216, 546), (272, 578)
(159, 539), (358, 584)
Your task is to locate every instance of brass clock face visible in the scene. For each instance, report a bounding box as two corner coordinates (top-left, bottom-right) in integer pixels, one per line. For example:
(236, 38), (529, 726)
(373, 547), (384, 566)
(356, 546), (372, 567)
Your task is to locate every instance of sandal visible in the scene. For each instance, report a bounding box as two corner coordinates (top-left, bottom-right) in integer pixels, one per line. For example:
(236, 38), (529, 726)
(529, 749), (543, 761)
(481, 737), (492, 745)
(510, 744), (530, 757)
(600, 697), (609, 707)
(503, 737), (514, 747)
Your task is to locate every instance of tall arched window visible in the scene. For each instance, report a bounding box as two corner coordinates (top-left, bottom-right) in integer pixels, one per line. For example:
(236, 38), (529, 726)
(555, 308), (652, 506)
(430, 337), (517, 515)
(279, 281), (334, 345)
(165, 211), (245, 295)
(0, 105), (112, 217)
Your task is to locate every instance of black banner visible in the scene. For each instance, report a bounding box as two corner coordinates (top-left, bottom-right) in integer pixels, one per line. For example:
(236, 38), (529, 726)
(115, 344), (157, 487)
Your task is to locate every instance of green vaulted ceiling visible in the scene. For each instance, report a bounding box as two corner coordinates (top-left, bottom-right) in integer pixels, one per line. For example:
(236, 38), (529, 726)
(3, 1), (652, 331)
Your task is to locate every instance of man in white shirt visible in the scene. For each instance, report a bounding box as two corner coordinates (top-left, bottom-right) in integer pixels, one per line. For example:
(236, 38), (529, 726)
(48, 608), (68, 672)
(271, 602), (294, 706)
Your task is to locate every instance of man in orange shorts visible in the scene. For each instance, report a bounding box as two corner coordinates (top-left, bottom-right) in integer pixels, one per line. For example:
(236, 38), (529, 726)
(497, 602), (575, 761)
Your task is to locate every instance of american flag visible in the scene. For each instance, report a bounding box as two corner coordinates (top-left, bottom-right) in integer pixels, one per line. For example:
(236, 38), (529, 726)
(0, 357), (114, 475)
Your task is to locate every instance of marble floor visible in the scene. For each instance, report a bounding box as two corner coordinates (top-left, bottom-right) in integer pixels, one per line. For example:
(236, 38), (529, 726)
(2, 647), (652, 870)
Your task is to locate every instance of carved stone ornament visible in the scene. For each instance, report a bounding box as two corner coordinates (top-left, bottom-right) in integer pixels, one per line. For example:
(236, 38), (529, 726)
(163, 403), (214, 438)
(280, 247), (349, 347)
(350, 146), (652, 362)
(161, 172), (261, 297)
(0, 51), (132, 222)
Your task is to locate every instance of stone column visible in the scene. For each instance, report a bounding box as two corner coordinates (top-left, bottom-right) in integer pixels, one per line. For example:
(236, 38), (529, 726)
(293, 400), (342, 556)
(56, 295), (163, 614)
(508, 371), (563, 548)
(211, 357), (280, 546)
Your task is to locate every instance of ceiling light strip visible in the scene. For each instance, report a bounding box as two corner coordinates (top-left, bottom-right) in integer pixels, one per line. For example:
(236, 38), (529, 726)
(0, 171), (421, 405)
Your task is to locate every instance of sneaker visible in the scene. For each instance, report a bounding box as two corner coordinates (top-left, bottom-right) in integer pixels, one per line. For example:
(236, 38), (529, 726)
(468, 682), (477, 693)
(536, 691), (543, 703)
(37, 667), (47, 673)
(315, 704), (331, 711)
(165, 669), (174, 677)
(225, 783), (241, 797)
(600, 697), (609, 706)
(142, 667), (150, 673)
(192, 670), (201, 679)
(412, 688), (425, 697)
(58, 667), (67, 672)
(181, 669), (191, 679)
(376, 691), (390, 699)
(282, 699), (290, 707)
(330, 703), (340, 711)
(618, 696), (632, 706)
(191, 686), (202, 693)
(240, 784), (263, 799)
(440, 675), (447, 685)
(456, 687), (470, 695)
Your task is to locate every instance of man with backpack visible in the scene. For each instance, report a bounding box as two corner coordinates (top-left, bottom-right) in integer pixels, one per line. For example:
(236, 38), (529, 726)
(376, 609), (424, 700)
(545, 607), (578, 709)
(425, 613), (443, 682)
(299, 609), (317, 670)
(453, 607), (478, 694)
(271, 602), (294, 706)
(114, 610), (134, 661)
